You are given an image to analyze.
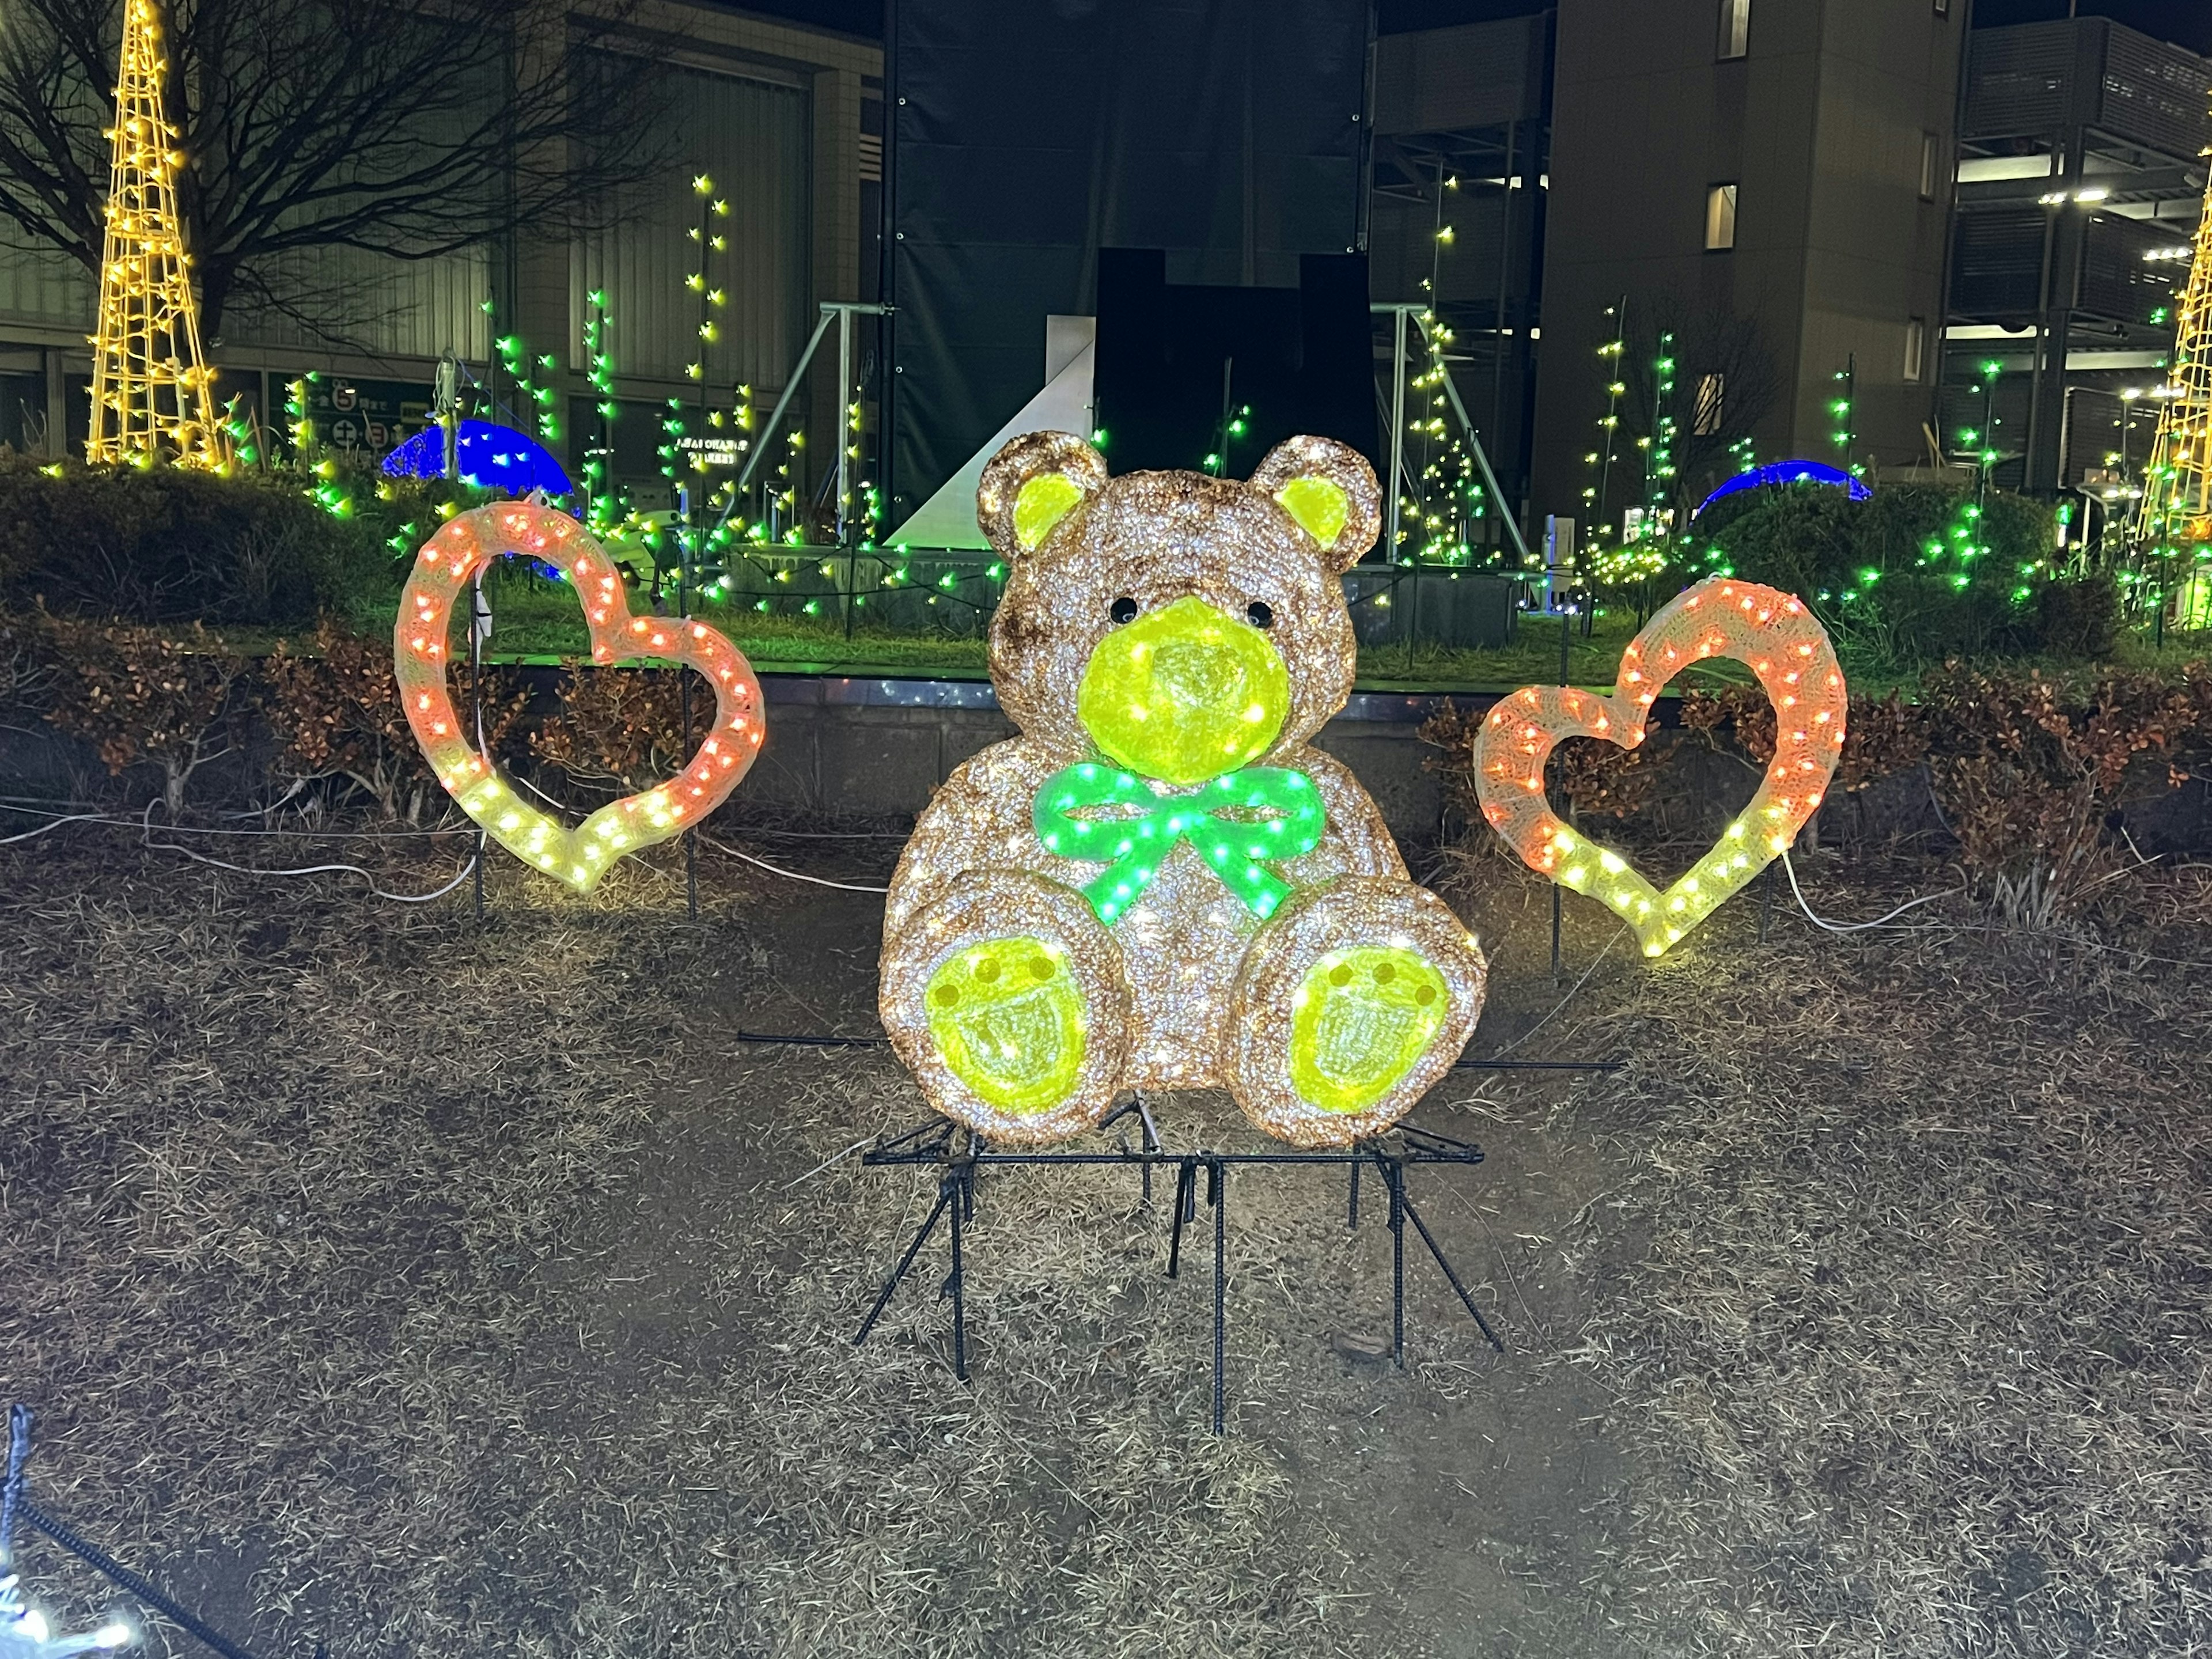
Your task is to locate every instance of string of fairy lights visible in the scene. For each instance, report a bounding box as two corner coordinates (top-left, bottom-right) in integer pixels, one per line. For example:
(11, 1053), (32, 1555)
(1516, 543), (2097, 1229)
(1392, 166), (1493, 566)
(84, 0), (225, 471)
(2133, 135), (2212, 626)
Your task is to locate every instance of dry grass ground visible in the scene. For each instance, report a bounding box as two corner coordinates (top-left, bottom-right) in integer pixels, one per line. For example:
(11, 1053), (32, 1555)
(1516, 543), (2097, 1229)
(1, 822), (2207, 1657)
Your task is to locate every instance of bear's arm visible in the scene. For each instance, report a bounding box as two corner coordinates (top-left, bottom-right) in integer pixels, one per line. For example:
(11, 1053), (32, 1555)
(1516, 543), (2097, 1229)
(1285, 744), (1410, 880)
(882, 737), (1068, 934)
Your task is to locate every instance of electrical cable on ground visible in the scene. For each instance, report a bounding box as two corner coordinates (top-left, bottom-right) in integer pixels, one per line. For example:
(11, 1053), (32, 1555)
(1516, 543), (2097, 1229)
(1480, 919), (1633, 1059)
(1777, 849), (2212, 968)
(1779, 846), (1964, 933)
(146, 834), (483, 903)
(2, 801), (891, 897)
(0, 811), (112, 846)
(2, 798), (472, 839)
(699, 833), (891, 893)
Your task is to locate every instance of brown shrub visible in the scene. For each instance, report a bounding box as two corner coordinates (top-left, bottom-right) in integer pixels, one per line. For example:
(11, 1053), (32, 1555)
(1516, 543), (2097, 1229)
(264, 619), (527, 822)
(530, 666), (700, 795)
(1833, 691), (1929, 794)
(1918, 662), (2212, 926)
(35, 612), (244, 815)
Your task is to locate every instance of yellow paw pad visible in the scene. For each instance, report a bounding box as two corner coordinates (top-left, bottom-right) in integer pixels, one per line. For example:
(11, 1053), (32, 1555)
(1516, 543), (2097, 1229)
(925, 938), (1086, 1114)
(1289, 946), (1450, 1113)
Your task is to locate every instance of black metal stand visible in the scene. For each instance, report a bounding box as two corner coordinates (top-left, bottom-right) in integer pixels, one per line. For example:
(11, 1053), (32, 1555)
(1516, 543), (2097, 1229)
(469, 572), (488, 925)
(851, 1108), (1506, 1434)
(3, 1406), (267, 1659)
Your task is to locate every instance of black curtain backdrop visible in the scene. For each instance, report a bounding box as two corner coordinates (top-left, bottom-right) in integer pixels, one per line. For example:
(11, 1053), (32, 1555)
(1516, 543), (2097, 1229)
(888, 0), (1370, 520)
(1092, 248), (1378, 476)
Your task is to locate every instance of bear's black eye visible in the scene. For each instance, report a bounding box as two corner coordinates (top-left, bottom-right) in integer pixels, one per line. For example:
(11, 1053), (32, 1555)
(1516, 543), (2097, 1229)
(1109, 596), (1139, 626)
(1246, 601), (1274, 630)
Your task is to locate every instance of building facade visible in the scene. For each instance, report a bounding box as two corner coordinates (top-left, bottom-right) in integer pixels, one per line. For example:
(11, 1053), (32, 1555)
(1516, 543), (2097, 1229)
(0, 1), (881, 507)
(1945, 18), (2209, 502)
(1528, 0), (1967, 536)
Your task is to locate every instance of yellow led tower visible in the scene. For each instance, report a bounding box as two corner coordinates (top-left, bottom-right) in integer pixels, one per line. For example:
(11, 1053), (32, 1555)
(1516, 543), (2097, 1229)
(2137, 111), (2211, 626)
(85, 0), (226, 469)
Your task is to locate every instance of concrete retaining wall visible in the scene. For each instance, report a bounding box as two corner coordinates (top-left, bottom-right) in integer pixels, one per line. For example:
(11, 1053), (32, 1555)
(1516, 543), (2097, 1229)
(744, 676), (1460, 839)
(6, 671), (2209, 857)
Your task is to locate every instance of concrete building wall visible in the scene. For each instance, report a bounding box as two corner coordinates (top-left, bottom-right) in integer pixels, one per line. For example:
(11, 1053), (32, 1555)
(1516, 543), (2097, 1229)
(1797, 0), (1963, 465)
(1532, 0), (1960, 530)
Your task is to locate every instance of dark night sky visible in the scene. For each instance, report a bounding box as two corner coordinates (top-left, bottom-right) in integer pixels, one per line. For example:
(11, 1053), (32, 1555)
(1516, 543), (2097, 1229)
(712, 0), (2211, 59)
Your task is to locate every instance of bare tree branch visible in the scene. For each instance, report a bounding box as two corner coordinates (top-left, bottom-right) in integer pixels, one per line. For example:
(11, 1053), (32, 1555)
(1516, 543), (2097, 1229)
(1622, 287), (1787, 517)
(0, 0), (677, 335)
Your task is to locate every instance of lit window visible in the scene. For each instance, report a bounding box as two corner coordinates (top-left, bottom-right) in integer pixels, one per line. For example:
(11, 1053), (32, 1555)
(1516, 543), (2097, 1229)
(1934, 0), (1949, 14)
(1694, 374), (1725, 435)
(1718, 0), (1750, 59)
(1904, 318), (1926, 383)
(1705, 184), (1738, 251)
(1920, 132), (1940, 200)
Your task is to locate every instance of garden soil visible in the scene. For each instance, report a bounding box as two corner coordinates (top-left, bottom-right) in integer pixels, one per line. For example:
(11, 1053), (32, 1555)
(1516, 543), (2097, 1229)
(1, 824), (2206, 1657)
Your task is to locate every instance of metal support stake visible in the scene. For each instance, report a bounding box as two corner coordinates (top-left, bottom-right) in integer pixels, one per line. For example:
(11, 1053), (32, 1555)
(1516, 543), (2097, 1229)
(1347, 1153), (1361, 1229)
(946, 1164), (968, 1382)
(1165, 1157), (1196, 1279)
(1557, 584), (1575, 982)
(1210, 1158), (1226, 1436)
(469, 571), (488, 922)
(1385, 1154), (1406, 1368)
(854, 1177), (958, 1345)
(1386, 305), (1408, 563)
(1396, 1176), (1507, 1353)
(677, 483), (698, 922)
(835, 305), (854, 552)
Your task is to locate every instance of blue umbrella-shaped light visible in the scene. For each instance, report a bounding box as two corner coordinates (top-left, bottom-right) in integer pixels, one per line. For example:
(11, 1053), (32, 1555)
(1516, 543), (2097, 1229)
(1692, 459), (1872, 520)
(382, 419), (573, 497)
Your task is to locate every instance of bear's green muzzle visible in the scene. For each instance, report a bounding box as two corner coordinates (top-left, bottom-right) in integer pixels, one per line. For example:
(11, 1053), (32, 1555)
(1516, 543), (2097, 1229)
(1075, 596), (1290, 786)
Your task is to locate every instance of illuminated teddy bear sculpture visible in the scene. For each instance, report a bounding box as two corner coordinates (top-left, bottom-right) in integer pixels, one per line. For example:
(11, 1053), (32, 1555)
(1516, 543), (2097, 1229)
(879, 432), (1488, 1149)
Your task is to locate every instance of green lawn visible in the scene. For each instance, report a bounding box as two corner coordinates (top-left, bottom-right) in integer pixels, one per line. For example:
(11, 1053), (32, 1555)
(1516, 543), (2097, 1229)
(453, 570), (1669, 691)
(226, 569), (2212, 696)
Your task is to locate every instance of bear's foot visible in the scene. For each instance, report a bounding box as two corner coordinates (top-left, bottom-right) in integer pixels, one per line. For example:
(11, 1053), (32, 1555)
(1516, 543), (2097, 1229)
(1290, 945), (1453, 1113)
(925, 936), (1086, 1114)
(1228, 877), (1488, 1147)
(880, 873), (1131, 1145)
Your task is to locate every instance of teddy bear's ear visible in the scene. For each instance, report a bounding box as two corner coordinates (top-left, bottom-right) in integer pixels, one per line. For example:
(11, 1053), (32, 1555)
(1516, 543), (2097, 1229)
(1250, 435), (1381, 573)
(976, 431), (1109, 558)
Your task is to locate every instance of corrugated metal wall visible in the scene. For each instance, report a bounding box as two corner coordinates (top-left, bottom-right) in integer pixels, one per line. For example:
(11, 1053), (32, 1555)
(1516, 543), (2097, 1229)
(1967, 20), (2212, 162)
(225, 245), (493, 361)
(0, 215), (490, 363)
(572, 63), (812, 390)
(1963, 24), (2075, 140)
(0, 220), (93, 331)
(2099, 28), (2212, 164)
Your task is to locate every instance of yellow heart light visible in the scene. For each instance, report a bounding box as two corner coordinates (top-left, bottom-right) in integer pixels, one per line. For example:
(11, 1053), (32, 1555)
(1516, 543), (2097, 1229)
(393, 502), (764, 891)
(1471, 578), (1846, 956)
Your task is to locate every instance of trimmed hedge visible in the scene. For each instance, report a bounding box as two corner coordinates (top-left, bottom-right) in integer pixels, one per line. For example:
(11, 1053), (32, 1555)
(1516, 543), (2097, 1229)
(1690, 484), (2115, 664)
(0, 452), (395, 627)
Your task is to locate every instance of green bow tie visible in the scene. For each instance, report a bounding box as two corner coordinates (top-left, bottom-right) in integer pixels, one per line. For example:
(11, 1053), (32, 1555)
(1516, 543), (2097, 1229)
(1032, 762), (1327, 925)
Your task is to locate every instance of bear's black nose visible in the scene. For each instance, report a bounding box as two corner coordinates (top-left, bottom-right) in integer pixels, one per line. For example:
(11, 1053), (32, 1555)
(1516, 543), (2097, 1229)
(1109, 596), (1139, 626)
(1246, 601), (1274, 630)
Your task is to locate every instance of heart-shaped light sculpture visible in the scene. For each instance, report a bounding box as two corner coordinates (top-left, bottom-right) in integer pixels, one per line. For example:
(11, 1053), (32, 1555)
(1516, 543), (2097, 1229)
(393, 502), (764, 891)
(1472, 578), (1845, 956)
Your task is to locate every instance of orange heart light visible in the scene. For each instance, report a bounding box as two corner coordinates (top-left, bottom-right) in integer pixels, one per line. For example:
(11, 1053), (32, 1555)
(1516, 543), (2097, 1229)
(1472, 577), (1846, 956)
(393, 502), (764, 891)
